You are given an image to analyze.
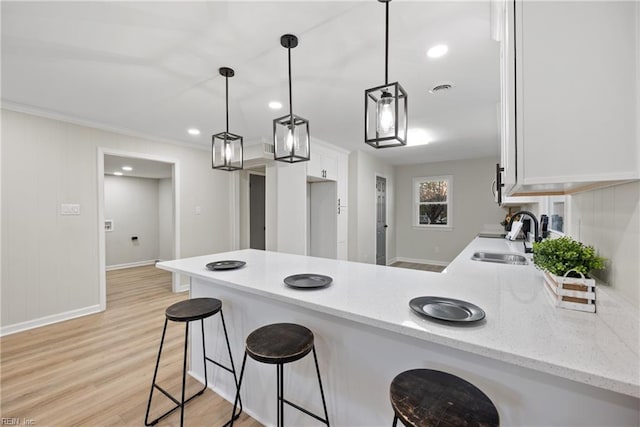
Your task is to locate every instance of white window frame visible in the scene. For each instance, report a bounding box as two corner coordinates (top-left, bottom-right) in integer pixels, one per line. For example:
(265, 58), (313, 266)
(413, 175), (453, 230)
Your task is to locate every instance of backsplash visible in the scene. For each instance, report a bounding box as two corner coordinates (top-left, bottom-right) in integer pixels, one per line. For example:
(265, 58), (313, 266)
(568, 181), (640, 309)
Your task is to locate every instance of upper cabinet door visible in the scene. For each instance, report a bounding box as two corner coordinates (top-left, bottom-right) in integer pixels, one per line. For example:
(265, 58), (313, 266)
(501, 0), (639, 195)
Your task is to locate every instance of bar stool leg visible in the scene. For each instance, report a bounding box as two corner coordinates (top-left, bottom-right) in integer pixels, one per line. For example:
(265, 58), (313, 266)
(277, 363), (284, 427)
(228, 352), (248, 427)
(145, 318), (169, 426)
(312, 346), (330, 427)
(392, 414), (398, 427)
(220, 309), (243, 419)
(180, 321), (189, 427)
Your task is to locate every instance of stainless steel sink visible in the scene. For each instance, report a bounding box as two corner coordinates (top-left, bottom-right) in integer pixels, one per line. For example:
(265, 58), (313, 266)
(471, 252), (528, 265)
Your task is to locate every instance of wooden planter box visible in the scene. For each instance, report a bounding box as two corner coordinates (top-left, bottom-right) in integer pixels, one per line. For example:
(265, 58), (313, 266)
(543, 270), (596, 313)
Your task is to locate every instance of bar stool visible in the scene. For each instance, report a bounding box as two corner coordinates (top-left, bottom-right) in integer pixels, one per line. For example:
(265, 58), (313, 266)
(145, 298), (242, 427)
(390, 369), (499, 426)
(229, 323), (330, 427)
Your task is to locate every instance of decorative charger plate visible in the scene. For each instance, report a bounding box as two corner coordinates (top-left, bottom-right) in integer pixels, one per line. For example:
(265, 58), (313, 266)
(409, 296), (485, 322)
(284, 274), (333, 289)
(206, 260), (246, 271)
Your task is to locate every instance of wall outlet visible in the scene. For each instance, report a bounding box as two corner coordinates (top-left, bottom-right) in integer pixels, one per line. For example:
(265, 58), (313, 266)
(61, 203), (80, 215)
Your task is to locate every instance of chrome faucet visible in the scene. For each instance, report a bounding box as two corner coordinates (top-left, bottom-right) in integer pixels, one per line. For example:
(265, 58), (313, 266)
(507, 210), (542, 244)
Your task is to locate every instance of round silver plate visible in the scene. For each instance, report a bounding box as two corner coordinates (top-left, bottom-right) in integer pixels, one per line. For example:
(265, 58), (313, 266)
(206, 260), (246, 271)
(284, 274), (333, 289)
(409, 296), (485, 322)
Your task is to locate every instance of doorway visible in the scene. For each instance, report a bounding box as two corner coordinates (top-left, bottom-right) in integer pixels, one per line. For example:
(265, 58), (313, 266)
(376, 175), (387, 265)
(249, 173), (266, 250)
(98, 148), (181, 311)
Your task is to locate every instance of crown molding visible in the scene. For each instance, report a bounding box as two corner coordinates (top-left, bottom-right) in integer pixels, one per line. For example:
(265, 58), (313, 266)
(1, 100), (209, 152)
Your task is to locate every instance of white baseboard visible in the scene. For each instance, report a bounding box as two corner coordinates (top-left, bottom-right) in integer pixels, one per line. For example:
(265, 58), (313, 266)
(189, 370), (270, 427)
(176, 284), (190, 293)
(392, 257), (449, 267)
(106, 259), (158, 271)
(0, 304), (102, 337)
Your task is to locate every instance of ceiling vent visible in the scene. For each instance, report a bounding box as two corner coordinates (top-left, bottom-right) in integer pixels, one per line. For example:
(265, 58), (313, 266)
(429, 82), (453, 94)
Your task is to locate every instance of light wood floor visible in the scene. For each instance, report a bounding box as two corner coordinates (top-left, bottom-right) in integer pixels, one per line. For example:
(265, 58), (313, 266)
(0, 265), (262, 427)
(390, 262), (446, 273)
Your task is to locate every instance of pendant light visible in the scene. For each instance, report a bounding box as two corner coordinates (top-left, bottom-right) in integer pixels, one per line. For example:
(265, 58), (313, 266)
(212, 67), (243, 171)
(273, 34), (310, 163)
(364, 0), (408, 148)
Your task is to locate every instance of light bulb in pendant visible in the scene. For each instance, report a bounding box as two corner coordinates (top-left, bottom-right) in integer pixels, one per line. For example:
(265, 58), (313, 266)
(224, 142), (233, 163)
(286, 127), (295, 153)
(377, 92), (395, 134)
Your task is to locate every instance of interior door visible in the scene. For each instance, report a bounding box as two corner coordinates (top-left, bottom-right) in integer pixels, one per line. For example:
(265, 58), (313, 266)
(376, 176), (387, 265)
(249, 174), (266, 250)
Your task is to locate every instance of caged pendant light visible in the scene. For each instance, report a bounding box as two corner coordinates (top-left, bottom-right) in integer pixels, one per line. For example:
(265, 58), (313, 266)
(364, 0), (408, 148)
(273, 34), (310, 163)
(212, 67), (243, 171)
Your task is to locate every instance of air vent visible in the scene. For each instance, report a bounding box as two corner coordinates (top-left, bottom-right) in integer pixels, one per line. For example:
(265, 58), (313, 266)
(263, 142), (274, 154)
(429, 83), (453, 94)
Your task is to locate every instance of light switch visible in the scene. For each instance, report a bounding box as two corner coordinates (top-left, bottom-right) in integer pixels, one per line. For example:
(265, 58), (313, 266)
(61, 203), (81, 215)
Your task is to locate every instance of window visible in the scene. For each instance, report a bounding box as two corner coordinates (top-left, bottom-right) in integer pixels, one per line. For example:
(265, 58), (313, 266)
(413, 176), (452, 228)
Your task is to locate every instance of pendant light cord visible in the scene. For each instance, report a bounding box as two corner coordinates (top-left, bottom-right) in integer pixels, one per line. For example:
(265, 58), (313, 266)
(288, 46), (293, 125)
(385, 0), (389, 85)
(225, 75), (229, 133)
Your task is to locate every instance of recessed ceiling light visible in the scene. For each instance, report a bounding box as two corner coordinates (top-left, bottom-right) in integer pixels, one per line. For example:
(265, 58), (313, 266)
(268, 101), (283, 110)
(406, 128), (433, 146)
(427, 44), (448, 58)
(122, 166), (133, 171)
(113, 171), (123, 176)
(187, 128), (200, 136)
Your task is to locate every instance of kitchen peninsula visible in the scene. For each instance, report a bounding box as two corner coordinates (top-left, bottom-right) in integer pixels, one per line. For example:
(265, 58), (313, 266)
(157, 238), (639, 426)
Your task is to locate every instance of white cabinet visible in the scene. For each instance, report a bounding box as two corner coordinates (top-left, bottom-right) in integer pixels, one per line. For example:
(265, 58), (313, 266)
(498, 0), (639, 196)
(305, 141), (349, 260)
(307, 145), (338, 181)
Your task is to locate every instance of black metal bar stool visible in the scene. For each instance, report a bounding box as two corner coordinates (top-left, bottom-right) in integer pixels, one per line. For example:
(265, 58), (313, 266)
(145, 298), (242, 427)
(390, 369), (499, 427)
(229, 323), (330, 427)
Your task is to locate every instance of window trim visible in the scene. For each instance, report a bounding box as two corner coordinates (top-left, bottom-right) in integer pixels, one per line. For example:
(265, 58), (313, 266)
(413, 175), (453, 230)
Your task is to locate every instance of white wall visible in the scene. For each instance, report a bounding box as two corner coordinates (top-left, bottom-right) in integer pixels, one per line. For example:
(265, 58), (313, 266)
(568, 181), (640, 309)
(275, 162), (307, 255)
(348, 150), (396, 264)
(158, 177), (173, 261)
(104, 175), (159, 266)
(394, 157), (505, 264)
(1, 109), (234, 331)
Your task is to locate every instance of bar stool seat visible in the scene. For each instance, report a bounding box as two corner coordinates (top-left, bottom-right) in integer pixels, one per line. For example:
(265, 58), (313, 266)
(145, 298), (242, 427)
(165, 298), (222, 322)
(390, 369), (499, 427)
(230, 323), (330, 427)
(246, 323), (314, 364)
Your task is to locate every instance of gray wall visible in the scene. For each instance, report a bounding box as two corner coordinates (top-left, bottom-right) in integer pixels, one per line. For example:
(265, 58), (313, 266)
(568, 181), (640, 308)
(394, 157), (504, 264)
(104, 175), (160, 267)
(348, 150), (396, 264)
(1, 109), (234, 330)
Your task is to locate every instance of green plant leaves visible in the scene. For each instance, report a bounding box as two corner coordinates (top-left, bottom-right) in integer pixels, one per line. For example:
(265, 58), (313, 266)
(532, 237), (606, 277)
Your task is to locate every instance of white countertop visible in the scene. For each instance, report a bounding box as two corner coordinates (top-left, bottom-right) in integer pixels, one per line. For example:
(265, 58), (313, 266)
(157, 238), (640, 398)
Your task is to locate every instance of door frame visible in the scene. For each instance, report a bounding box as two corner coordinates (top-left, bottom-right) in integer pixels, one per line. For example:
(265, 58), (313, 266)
(97, 148), (181, 310)
(374, 173), (389, 266)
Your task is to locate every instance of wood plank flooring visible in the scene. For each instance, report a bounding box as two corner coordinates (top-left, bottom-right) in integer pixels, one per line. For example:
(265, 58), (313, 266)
(0, 265), (262, 427)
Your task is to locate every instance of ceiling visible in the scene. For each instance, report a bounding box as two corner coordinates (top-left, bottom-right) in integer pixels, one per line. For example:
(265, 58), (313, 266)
(104, 155), (173, 179)
(1, 1), (500, 166)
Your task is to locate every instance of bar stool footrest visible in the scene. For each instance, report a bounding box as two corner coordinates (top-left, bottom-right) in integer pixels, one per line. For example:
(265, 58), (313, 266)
(282, 398), (330, 425)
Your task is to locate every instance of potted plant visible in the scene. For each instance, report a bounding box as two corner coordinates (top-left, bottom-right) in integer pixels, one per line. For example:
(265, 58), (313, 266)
(532, 237), (606, 313)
